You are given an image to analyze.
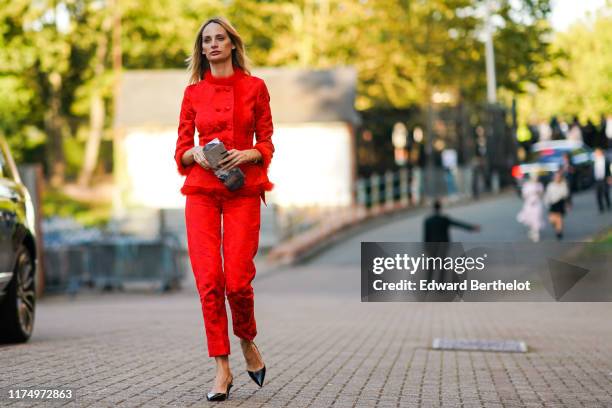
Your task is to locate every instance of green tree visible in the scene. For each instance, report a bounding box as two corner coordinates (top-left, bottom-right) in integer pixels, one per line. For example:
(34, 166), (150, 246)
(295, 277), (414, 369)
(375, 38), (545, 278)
(518, 7), (612, 123)
(233, 0), (555, 109)
(0, 1), (68, 182)
(0, 0), (112, 185)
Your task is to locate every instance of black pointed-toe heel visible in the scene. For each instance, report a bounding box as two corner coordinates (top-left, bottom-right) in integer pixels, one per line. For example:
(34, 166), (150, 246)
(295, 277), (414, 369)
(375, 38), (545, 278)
(248, 364), (266, 387)
(206, 380), (233, 402)
(246, 343), (266, 387)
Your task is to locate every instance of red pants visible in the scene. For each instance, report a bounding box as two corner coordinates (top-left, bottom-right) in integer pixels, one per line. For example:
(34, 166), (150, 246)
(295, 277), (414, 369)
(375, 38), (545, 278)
(185, 193), (261, 357)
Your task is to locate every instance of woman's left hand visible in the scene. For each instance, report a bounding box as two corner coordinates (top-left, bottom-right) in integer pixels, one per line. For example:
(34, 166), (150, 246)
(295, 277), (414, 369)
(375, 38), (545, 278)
(219, 149), (259, 171)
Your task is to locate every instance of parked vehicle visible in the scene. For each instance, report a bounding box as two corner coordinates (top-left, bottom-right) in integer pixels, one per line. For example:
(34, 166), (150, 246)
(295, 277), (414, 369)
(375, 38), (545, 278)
(0, 136), (37, 343)
(512, 140), (594, 193)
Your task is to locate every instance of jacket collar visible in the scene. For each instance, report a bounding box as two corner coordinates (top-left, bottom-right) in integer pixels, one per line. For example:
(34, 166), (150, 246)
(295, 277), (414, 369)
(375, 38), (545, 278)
(203, 65), (245, 86)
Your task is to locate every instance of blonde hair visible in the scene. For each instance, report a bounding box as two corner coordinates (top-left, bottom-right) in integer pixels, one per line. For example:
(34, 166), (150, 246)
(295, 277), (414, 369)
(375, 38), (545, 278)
(186, 17), (251, 85)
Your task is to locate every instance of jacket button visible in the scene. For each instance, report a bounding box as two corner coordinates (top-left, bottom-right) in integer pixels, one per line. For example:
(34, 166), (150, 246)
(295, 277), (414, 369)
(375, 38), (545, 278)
(225, 106), (231, 111)
(215, 108), (221, 112)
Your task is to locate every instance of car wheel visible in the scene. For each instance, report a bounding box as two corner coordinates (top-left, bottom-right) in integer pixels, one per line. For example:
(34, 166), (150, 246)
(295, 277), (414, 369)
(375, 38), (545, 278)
(0, 245), (35, 343)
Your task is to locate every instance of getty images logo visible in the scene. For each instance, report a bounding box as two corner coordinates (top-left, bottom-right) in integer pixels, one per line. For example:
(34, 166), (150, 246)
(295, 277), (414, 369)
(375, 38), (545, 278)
(371, 253), (488, 275)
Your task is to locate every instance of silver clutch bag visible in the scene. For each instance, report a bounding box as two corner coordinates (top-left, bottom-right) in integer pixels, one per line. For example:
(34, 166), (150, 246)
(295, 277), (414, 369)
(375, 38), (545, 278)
(203, 138), (245, 191)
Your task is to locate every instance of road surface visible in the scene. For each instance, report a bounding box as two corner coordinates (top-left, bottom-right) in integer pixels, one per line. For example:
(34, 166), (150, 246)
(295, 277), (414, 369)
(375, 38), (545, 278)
(1, 191), (611, 407)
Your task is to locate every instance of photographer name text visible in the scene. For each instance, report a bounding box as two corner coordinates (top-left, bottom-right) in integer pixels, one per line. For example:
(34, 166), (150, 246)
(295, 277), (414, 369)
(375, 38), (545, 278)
(372, 279), (532, 291)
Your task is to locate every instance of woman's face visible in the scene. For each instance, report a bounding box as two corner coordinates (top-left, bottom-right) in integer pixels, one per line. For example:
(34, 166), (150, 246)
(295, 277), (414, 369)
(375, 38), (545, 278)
(201, 23), (234, 63)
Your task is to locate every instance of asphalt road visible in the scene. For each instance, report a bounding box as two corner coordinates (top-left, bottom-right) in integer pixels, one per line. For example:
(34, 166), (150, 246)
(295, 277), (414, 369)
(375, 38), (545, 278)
(309, 189), (612, 267)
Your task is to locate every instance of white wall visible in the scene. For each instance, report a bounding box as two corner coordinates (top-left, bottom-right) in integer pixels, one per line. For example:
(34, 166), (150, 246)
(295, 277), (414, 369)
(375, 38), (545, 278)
(123, 122), (354, 209)
(124, 128), (186, 209)
(268, 123), (354, 208)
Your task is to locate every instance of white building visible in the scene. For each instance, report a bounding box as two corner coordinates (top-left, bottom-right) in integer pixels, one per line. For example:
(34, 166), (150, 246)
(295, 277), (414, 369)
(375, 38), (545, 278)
(113, 66), (361, 245)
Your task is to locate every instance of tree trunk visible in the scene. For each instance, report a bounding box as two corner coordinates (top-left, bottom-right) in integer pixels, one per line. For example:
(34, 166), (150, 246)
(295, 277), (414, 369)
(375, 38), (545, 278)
(78, 91), (105, 187)
(45, 72), (65, 187)
(78, 7), (113, 187)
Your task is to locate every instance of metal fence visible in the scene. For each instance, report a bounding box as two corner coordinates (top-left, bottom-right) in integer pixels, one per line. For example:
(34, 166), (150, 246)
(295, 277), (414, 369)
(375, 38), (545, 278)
(43, 236), (189, 294)
(273, 162), (502, 242)
(355, 165), (492, 209)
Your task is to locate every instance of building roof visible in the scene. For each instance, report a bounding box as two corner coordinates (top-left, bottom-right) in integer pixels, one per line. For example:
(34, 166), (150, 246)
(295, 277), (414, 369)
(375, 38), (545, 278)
(257, 66), (361, 125)
(114, 66), (361, 128)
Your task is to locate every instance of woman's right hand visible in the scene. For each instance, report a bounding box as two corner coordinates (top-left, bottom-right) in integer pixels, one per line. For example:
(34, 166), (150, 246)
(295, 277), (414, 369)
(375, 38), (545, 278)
(191, 146), (212, 170)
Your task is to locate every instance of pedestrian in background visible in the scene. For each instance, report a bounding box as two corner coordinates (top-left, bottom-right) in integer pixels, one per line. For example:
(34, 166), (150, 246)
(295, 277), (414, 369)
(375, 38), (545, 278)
(174, 16), (272, 401)
(544, 171), (569, 240)
(561, 152), (575, 208)
(517, 173), (544, 242)
(539, 121), (552, 141)
(423, 199), (481, 243)
(598, 114), (608, 149)
(423, 200), (480, 285)
(583, 119), (597, 148)
(592, 148), (611, 213)
(470, 155), (485, 200)
(550, 116), (563, 140)
(567, 116), (582, 142)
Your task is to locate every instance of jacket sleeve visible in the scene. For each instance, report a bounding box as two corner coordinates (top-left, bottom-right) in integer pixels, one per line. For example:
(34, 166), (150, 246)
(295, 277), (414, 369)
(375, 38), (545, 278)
(174, 86), (196, 176)
(253, 80), (274, 170)
(449, 217), (477, 231)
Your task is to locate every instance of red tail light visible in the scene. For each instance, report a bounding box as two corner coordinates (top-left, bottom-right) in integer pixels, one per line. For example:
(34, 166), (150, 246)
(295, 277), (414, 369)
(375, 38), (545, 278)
(540, 148), (555, 156)
(512, 165), (523, 179)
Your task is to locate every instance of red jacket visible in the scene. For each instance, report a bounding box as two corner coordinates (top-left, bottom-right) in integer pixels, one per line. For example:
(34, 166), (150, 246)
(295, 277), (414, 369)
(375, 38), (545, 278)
(174, 65), (275, 204)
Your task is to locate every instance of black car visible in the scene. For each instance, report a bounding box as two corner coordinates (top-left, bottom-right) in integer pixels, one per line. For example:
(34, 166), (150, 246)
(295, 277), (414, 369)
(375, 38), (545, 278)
(0, 136), (37, 343)
(512, 140), (594, 192)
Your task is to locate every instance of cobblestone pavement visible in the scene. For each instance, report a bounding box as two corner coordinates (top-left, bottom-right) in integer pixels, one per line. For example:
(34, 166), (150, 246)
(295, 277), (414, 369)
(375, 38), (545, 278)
(1, 268), (612, 407)
(2, 192), (612, 407)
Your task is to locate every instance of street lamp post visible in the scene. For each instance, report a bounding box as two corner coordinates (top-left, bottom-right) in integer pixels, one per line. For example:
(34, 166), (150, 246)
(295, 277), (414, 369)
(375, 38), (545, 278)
(483, 0), (500, 192)
(484, 0), (497, 104)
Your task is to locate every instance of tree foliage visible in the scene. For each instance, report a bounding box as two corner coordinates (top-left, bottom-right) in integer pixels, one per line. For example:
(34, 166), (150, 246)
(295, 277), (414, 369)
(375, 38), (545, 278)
(518, 7), (612, 123)
(2, 0), (596, 181)
(0, 0), (113, 181)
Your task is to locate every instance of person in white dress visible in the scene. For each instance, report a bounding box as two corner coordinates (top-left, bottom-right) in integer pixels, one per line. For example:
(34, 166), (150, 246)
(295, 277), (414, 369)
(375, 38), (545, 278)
(517, 173), (544, 242)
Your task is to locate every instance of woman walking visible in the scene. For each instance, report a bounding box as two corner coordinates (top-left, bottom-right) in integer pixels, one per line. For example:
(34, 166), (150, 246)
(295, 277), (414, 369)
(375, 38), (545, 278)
(544, 171), (569, 240)
(517, 173), (544, 242)
(174, 17), (273, 401)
